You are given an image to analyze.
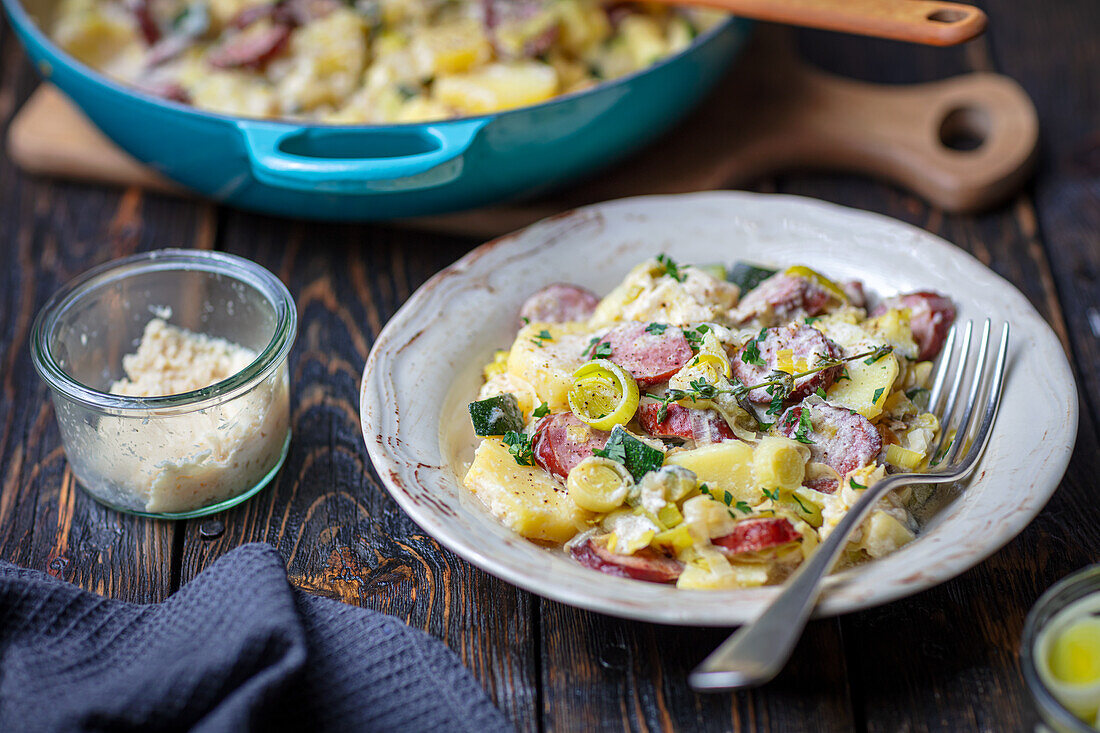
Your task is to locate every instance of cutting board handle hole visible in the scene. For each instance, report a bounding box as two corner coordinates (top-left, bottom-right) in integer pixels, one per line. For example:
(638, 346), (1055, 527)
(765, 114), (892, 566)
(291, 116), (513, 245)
(927, 8), (969, 23)
(278, 130), (438, 159)
(939, 105), (990, 152)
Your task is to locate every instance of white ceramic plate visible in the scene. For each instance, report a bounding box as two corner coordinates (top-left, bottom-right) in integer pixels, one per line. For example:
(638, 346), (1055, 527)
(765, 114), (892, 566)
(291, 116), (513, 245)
(361, 192), (1077, 626)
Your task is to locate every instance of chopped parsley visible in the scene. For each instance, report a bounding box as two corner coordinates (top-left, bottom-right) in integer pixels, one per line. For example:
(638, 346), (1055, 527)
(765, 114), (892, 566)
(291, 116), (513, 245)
(521, 316), (531, 325)
(793, 408), (815, 444)
(645, 322), (668, 335)
(849, 478), (866, 490)
(815, 386), (828, 399)
(837, 367), (852, 382)
(684, 324), (711, 349)
(872, 387), (886, 404)
(530, 329), (554, 347)
(583, 336), (613, 360)
(761, 487), (781, 502)
(502, 431), (534, 466)
(791, 493), (812, 513)
(766, 382), (786, 416)
(656, 253), (685, 282)
(741, 329), (768, 367)
(804, 316), (821, 325)
(702, 484), (752, 518)
(532, 402), (549, 419)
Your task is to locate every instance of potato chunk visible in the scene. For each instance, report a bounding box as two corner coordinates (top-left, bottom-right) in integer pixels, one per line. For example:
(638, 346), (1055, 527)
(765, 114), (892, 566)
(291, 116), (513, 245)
(464, 439), (590, 543)
(813, 318), (899, 420)
(667, 441), (757, 505)
(434, 61), (559, 115)
(505, 322), (590, 411)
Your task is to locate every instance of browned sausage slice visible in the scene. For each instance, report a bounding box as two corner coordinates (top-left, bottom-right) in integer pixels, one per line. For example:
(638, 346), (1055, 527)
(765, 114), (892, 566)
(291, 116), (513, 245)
(731, 323), (842, 403)
(901, 292), (957, 360)
(519, 284), (600, 324)
(483, 0), (559, 57)
(776, 401), (882, 492)
(636, 401), (734, 443)
(532, 413), (610, 480)
(732, 272), (835, 326)
(713, 517), (801, 555)
(132, 0), (161, 45)
(208, 23), (291, 69)
(872, 291), (956, 360)
(571, 538), (682, 583)
(594, 322), (692, 387)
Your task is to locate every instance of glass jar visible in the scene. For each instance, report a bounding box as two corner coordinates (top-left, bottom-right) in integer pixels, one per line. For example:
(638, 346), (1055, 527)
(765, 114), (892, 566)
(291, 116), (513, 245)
(1021, 565), (1100, 733)
(30, 249), (296, 518)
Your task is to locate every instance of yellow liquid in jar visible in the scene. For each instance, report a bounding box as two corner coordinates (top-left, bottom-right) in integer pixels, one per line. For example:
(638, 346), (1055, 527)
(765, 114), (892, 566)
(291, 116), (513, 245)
(1037, 593), (1100, 727)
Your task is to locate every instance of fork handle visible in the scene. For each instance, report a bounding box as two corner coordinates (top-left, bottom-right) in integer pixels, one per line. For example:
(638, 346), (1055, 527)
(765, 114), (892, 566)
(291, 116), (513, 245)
(688, 474), (911, 691)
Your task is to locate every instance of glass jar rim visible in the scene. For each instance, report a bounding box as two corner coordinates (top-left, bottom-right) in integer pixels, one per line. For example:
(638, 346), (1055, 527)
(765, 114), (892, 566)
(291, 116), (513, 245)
(30, 249), (296, 415)
(1020, 565), (1100, 733)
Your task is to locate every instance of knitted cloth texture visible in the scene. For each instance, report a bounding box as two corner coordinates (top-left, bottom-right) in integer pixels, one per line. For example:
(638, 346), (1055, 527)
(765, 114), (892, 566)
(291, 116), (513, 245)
(0, 543), (511, 733)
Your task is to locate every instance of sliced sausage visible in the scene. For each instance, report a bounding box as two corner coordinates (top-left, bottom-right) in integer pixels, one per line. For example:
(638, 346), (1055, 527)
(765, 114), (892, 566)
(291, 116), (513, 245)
(231, 0), (338, 28)
(136, 79), (190, 103)
(532, 413), (610, 480)
(731, 272), (834, 326)
(571, 538), (682, 583)
(278, 0), (339, 24)
(146, 33), (199, 66)
(131, 0), (161, 45)
(519, 283), (600, 324)
(713, 517), (801, 556)
(637, 402), (734, 444)
(901, 292), (956, 360)
(482, 0), (559, 57)
(842, 280), (867, 309)
(208, 23), (291, 69)
(230, 2), (277, 28)
(776, 401), (882, 492)
(594, 321), (692, 387)
(731, 323), (842, 404)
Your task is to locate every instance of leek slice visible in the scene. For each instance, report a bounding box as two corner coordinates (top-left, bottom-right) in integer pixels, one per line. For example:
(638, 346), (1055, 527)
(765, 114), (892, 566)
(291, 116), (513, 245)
(568, 359), (640, 430)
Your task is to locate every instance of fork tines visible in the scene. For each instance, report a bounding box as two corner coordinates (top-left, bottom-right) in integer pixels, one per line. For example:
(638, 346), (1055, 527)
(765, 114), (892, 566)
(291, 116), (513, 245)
(926, 319), (1010, 470)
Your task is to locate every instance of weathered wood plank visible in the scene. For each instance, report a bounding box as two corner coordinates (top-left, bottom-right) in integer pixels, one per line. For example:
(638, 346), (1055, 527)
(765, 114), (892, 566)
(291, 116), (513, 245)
(0, 13), (218, 602)
(174, 216), (539, 731)
(778, 11), (1100, 729)
(540, 605), (855, 732)
(980, 0), (1100, 430)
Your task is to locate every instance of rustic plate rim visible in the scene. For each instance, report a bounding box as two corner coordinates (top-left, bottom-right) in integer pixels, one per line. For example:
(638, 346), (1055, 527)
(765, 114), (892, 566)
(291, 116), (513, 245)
(360, 192), (1077, 626)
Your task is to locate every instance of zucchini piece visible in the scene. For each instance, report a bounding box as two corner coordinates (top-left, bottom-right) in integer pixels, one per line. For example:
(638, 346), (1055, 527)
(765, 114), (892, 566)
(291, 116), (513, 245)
(697, 263), (727, 281)
(594, 425), (665, 481)
(727, 262), (777, 293)
(469, 393), (525, 436)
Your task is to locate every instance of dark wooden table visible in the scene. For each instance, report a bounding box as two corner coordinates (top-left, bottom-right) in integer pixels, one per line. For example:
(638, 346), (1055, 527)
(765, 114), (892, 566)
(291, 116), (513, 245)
(1, 1), (1097, 729)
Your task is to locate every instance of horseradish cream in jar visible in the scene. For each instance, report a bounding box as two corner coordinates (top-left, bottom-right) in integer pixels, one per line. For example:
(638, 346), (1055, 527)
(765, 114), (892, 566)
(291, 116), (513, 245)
(31, 250), (296, 518)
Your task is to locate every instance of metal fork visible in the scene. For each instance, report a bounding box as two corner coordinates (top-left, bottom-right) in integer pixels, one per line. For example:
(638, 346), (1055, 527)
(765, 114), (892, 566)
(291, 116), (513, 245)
(689, 320), (1010, 692)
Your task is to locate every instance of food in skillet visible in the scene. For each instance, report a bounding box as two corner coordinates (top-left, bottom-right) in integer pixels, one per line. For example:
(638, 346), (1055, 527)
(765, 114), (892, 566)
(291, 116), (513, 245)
(464, 257), (957, 589)
(50, 0), (725, 121)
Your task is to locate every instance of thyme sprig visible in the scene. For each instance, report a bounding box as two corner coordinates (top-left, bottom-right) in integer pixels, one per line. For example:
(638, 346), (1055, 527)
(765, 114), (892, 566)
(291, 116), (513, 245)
(648, 344), (893, 422)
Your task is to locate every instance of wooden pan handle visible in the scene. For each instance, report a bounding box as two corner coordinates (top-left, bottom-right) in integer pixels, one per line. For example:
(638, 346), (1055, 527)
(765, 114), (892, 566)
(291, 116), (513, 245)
(761, 65), (1039, 211)
(665, 0), (987, 45)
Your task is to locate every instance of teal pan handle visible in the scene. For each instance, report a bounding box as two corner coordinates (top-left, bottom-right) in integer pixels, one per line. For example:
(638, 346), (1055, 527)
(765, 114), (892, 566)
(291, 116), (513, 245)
(237, 118), (488, 193)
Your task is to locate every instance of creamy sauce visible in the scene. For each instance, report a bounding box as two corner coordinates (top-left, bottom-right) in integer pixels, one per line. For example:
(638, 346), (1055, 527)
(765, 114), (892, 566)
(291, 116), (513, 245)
(70, 319), (289, 513)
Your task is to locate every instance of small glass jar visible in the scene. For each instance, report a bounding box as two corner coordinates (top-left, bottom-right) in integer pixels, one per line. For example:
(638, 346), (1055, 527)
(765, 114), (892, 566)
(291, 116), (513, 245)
(31, 249), (296, 519)
(1021, 565), (1100, 733)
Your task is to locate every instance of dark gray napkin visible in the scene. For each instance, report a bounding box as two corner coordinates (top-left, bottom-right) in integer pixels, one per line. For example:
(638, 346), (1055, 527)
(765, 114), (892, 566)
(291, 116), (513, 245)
(0, 543), (511, 733)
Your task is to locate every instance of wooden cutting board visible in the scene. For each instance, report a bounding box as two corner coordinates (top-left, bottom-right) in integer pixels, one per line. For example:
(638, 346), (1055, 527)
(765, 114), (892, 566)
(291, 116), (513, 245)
(6, 29), (1038, 237)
